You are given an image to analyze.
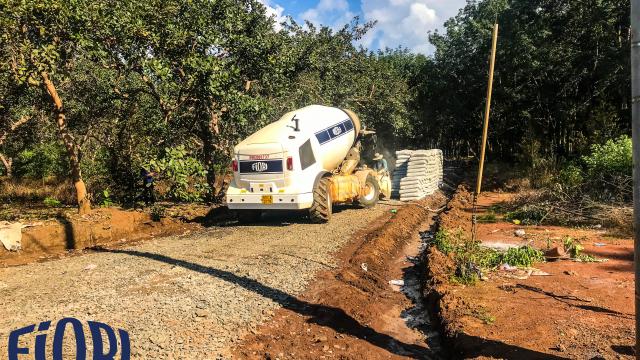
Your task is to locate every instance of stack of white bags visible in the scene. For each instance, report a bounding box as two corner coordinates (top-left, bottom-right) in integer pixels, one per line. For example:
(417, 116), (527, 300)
(391, 149), (443, 201)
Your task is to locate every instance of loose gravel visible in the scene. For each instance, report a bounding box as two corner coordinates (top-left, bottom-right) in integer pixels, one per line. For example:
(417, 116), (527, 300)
(0, 206), (386, 359)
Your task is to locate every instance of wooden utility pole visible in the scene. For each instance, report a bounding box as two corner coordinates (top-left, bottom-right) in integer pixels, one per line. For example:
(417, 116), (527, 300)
(472, 23), (499, 242)
(631, 0), (640, 357)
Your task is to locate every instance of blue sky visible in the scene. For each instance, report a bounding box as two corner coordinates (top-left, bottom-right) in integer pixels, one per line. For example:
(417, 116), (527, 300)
(259, 0), (468, 54)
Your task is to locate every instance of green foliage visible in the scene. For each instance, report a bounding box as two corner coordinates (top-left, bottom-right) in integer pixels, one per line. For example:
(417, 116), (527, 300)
(434, 229), (454, 254)
(149, 146), (210, 202)
(563, 237), (584, 258)
(504, 207), (546, 225)
(14, 142), (67, 180)
(500, 246), (545, 267)
(43, 197), (61, 207)
(99, 189), (114, 207)
(582, 136), (632, 177)
(477, 213), (497, 223)
(150, 205), (165, 222)
(558, 164), (584, 189)
(432, 227), (544, 285)
(550, 136), (633, 202)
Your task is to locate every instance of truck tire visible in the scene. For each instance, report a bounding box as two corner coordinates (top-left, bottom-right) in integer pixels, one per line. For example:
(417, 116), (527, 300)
(237, 209), (262, 224)
(358, 174), (380, 208)
(309, 177), (332, 223)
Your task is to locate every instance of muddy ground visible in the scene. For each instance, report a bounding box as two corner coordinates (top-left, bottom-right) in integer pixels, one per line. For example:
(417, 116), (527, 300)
(427, 187), (635, 359)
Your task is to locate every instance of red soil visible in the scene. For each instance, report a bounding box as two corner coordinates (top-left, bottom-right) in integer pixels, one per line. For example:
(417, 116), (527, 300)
(429, 187), (634, 359)
(231, 194), (448, 359)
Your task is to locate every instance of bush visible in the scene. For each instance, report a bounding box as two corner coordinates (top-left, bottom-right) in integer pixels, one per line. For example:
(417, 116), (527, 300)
(558, 164), (584, 189)
(148, 146), (210, 202)
(14, 142), (68, 180)
(43, 197), (61, 207)
(551, 136), (632, 202)
(582, 136), (632, 176)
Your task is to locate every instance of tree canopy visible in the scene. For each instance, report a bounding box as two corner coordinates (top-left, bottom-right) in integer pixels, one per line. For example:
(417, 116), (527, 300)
(0, 0), (631, 211)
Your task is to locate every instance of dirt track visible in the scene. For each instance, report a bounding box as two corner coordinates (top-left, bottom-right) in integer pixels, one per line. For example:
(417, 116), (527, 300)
(0, 206), (389, 358)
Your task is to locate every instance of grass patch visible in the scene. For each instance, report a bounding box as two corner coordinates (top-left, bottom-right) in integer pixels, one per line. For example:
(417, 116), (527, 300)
(470, 306), (496, 325)
(476, 212), (498, 223)
(431, 228), (545, 284)
(43, 197), (62, 207)
(504, 206), (547, 225)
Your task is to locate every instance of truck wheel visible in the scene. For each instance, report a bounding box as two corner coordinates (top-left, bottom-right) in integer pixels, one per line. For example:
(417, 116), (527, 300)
(309, 177), (332, 223)
(237, 209), (262, 224)
(358, 174), (380, 208)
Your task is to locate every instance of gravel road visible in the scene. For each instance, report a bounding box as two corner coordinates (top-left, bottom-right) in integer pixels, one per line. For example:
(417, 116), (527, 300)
(0, 206), (387, 359)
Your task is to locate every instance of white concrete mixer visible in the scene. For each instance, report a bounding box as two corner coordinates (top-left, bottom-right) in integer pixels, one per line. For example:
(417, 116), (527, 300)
(225, 105), (391, 223)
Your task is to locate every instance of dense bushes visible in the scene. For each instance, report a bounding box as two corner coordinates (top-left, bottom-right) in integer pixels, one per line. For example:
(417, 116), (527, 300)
(148, 146), (210, 202)
(557, 136), (632, 202)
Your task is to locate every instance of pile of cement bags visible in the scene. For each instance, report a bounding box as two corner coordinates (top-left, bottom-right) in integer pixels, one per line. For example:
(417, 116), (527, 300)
(391, 149), (443, 201)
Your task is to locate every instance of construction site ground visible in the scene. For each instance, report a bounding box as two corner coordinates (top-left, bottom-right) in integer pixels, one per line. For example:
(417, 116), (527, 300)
(1, 175), (635, 359)
(428, 187), (635, 359)
(0, 198), (449, 359)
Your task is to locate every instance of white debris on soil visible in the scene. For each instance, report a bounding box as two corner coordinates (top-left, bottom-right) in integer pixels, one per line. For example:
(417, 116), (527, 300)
(480, 241), (523, 251)
(0, 221), (22, 251)
(514, 229), (526, 237)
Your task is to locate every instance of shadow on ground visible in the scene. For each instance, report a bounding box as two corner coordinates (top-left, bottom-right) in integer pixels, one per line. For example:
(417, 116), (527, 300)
(92, 247), (429, 358)
(190, 205), (358, 228)
(454, 334), (571, 360)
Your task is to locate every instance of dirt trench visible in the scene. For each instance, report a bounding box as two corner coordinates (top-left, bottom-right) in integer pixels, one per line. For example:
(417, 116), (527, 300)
(231, 192), (451, 359)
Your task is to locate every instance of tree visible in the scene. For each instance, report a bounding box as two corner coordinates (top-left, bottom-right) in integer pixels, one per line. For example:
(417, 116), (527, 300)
(418, 0), (630, 164)
(0, 0), (103, 213)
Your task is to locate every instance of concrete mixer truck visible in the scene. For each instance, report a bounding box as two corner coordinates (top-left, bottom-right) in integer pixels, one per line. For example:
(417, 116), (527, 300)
(225, 105), (391, 223)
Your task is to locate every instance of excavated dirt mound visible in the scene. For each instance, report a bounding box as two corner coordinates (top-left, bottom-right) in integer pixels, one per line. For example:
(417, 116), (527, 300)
(438, 185), (473, 234)
(337, 196), (444, 293)
(0, 207), (195, 266)
(231, 193), (448, 359)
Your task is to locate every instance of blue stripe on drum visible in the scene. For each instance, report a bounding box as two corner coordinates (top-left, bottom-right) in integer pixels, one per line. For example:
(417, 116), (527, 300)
(314, 119), (354, 145)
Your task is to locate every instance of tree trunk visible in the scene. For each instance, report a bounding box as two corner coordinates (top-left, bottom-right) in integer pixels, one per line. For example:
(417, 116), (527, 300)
(0, 153), (11, 177)
(201, 133), (218, 200)
(41, 72), (91, 215)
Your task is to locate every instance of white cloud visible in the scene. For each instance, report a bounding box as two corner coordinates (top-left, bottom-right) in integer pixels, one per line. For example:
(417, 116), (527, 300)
(258, 0), (287, 31)
(266, 0), (466, 54)
(300, 0), (356, 30)
(361, 0), (467, 54)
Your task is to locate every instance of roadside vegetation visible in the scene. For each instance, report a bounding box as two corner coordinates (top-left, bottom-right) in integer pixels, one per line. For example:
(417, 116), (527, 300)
(0, 0), (631, 216)
(431, 228), (545, 284)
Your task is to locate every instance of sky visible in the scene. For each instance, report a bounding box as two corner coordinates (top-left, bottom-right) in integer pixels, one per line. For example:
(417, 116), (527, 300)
(258, 0), (468, 54)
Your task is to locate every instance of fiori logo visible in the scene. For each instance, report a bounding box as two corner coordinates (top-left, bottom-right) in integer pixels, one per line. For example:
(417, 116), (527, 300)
(332, 126), (342, 136)
(251, 162), (268, 172)
(8, 318), (130, 360)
